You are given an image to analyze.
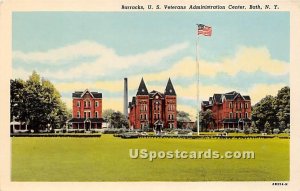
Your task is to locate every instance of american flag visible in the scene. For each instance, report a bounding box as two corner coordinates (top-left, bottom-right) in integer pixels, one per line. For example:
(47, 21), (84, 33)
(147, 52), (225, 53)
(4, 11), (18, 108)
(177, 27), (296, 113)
(197, 24), (212, 36)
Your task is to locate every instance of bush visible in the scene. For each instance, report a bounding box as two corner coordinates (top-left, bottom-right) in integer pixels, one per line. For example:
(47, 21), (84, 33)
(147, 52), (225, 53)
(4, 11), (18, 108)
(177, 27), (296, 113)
(273, 128), (280, 134)
(284, 128), (290, 134)
(244, 129), (250, 134)
(103, 128), (129, 134)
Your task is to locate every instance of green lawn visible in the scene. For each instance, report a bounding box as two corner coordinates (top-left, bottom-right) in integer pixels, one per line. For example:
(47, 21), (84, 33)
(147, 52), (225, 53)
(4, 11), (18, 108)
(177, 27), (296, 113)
(11, 135), (289, 181)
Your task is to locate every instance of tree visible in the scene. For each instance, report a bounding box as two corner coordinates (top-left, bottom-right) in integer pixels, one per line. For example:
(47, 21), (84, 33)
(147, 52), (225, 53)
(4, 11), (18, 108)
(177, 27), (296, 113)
(252, 95), (277, 132)
(102, 109), (114, 128)
(10, 79), (26, 122)
(199, 109), (213, 132)
(252, 86), (290, 133)
(274, 86), (290, 131)
(177, 111), (191, 129)
(103, 109), (128, 128)
(111, 111), (129, 128)
(264, 121), (271, 134)
(10, 71), (71, 132)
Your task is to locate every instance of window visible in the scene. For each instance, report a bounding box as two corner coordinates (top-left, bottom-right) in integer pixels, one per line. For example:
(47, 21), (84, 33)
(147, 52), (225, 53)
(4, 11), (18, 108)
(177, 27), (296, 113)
(245, 103), (248, 109)
(77, 101), (80, 107)
(84, 112), (90, 119)
(95, 101), (99, 107)
(95, 111), (98, 118)
(229, 102), (232, 109)
(84, 101), (90, 108)
(154, 114), (157, 120)
(236, 112), (239, 119)
(158, 113), (160, 119)
(77, 111), (80, 118)
(230, 112), (233, 119)
(245, 112), (248, 118)
(240, 113), (242, 118)
(140, 114), (143, 120)
(171, 114), (174, 120)
(144, 114), (147, 120)
(140, 104), (147, 111)
(240, 103), (243, 109)
(168, 114), (171, 120)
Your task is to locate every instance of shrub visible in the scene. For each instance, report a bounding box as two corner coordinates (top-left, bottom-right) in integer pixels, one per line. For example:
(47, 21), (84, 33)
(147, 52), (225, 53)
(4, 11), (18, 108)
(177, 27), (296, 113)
(273, 128), (280, 134)
(284, 128), (290, 134)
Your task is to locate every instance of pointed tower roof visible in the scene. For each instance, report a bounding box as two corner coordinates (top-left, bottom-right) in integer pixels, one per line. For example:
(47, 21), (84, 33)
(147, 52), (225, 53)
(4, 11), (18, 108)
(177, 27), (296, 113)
(164, 78), (176, 96)
(136, 78), (149, 95)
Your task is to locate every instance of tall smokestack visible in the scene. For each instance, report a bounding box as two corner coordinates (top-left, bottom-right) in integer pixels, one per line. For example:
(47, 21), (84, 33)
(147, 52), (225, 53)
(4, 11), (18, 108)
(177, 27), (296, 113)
(124, 78), (128, 118)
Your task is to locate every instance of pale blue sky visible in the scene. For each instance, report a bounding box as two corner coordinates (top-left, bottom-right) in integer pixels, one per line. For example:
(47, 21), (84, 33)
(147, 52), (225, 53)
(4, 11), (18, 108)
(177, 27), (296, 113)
(13, 12), (289, 61)
(12, 12), (290, 117)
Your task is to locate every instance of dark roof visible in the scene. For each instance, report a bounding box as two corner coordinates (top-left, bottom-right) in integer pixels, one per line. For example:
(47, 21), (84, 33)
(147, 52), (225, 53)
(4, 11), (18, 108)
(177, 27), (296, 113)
(129, 97), (136, 108)
(72, 92), (83, 98)
(223, 91), (250, 101)
(164, 78), (176, 96)
(243, 95), (251, 100)
(226, 91), (237, 94)
(132, 97), (136, 104)
(213, 94), (222, 103)
(68, 118), (104, 123)
(204, 91), (251, 107)
(136, 78), (149, 95)
(224, 94), (235, 100)
(72, 90), (102, 98)
(149, 90), (164, 98)
(202, 101), (209, 106)
(91, 92), (102, 98)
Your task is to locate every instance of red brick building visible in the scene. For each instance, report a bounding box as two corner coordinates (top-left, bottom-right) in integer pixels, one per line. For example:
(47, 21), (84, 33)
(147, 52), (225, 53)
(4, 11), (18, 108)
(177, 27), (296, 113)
(67, 89), (103, 131)
(201, 91), (251, 131)
(128, 78), (177, 131)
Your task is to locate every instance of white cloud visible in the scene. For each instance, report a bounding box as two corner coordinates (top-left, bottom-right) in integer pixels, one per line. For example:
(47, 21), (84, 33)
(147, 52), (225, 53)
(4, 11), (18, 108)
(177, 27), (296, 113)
(150, 46), (289, 78)
(13, 42), (289, 119)
(13, 41), (115, 64)
(13, 40), (189, 80)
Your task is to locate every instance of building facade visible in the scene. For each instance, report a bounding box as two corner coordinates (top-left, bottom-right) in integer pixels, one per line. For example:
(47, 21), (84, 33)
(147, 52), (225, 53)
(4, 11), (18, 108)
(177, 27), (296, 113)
(68, 89), (103, 131)
(201, 91), (251, 130)
(129, 78), (177, 130)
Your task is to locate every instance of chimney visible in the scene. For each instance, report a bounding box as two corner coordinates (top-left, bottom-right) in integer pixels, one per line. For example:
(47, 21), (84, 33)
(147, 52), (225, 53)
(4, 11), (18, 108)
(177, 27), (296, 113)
(124, 78), (128, 118)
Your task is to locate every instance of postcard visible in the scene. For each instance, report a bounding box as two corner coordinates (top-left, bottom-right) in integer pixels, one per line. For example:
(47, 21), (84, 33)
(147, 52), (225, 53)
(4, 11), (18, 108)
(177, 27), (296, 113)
(0, 0), (300, 191)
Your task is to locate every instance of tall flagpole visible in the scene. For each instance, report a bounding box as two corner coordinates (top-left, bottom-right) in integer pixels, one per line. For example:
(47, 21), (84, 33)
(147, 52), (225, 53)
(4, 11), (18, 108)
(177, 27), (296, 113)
(196, 23), (211, 135)
(196, 26), (200, 136)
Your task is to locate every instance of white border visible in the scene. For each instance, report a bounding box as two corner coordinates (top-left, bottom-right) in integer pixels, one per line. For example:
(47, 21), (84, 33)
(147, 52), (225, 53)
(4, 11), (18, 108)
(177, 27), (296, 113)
(1, 0), (300, 191)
